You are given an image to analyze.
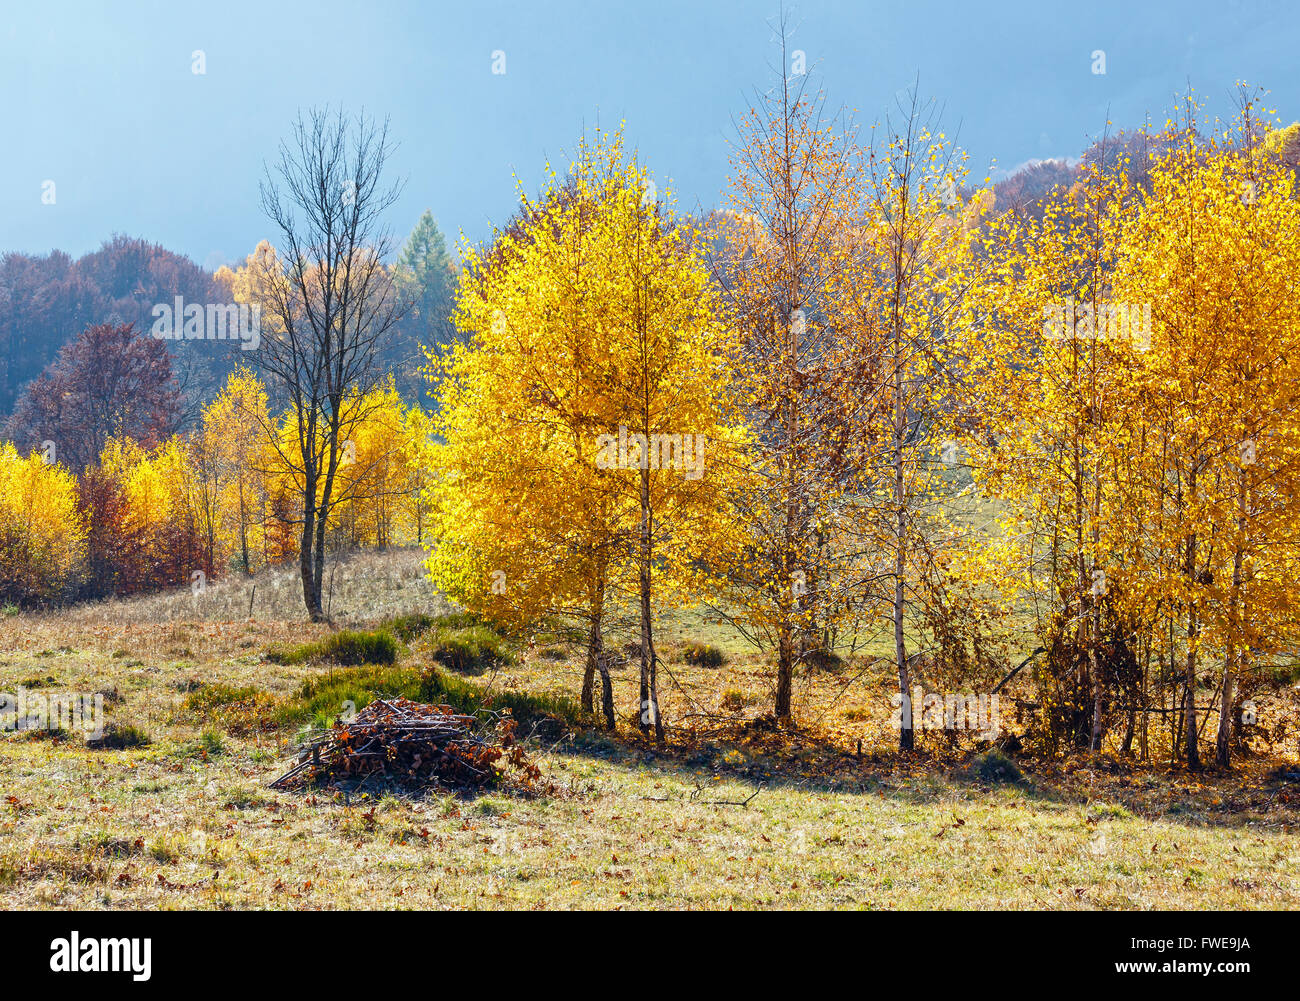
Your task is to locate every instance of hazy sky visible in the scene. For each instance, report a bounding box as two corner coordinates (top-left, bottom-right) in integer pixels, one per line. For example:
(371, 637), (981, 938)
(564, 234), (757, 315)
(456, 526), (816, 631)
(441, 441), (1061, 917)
(3, 0), (1295, 268)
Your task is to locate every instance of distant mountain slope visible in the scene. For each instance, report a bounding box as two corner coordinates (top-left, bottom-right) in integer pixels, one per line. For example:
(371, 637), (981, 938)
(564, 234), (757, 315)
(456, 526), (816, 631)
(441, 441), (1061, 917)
(0, 223), (456, 425)
(0, 235), (235, 423)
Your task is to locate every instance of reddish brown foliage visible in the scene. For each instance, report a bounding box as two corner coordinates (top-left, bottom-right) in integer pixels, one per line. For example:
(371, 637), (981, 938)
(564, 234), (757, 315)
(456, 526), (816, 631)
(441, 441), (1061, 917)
(7, 322), (181, 473)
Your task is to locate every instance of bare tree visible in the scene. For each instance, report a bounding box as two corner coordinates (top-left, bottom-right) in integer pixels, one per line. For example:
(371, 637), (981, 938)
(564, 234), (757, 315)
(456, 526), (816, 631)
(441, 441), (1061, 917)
(257, 108), (407, 620)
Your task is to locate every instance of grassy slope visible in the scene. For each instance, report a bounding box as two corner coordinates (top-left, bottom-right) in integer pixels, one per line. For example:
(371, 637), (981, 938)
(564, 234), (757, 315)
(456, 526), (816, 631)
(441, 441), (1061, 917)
(1, 548), (1297, 910)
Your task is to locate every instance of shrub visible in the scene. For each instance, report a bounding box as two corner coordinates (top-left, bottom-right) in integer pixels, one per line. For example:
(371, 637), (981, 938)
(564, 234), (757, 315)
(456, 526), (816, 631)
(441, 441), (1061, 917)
(270, 657), (579, 737)
(683, 642), (727, 669)
(968, 749), (1023, 784)
(803, 648), (844, 673)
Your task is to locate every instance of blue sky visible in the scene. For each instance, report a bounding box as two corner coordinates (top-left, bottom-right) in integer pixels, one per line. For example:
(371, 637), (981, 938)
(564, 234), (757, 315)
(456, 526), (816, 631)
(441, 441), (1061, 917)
(3, 0), (1295, 268)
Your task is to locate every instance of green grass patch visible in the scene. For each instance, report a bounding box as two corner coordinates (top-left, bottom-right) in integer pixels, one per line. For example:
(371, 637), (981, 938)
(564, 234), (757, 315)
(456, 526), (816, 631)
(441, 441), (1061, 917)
(266, 629), (400, 667)
(277, 664), (423, 729)
(267, 656), (578, 736)
(418, 667), (582, 733)
(319, 630), (400, 665)
(85, 723), (151, 750)
(430, 624), (511, 674)
(183, 683), (261, 712)
(183, 683), (286, 736)
(1086, 802), (1134, 822)
(8, 725), (71, 743)
(383, 613), (439, 642)
(433, 611), (489, 632)
(177, 729), (226, 760)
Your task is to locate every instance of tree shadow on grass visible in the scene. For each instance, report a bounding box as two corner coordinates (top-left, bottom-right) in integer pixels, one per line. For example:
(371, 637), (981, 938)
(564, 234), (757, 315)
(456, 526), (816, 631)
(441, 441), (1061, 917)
(540, 719), (1300, 833)
(252, 661), (1300, 830)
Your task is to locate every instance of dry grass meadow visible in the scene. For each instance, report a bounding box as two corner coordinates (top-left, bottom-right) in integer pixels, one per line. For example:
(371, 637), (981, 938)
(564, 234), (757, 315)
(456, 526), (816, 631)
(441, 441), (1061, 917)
(2, 547), (1299, 910)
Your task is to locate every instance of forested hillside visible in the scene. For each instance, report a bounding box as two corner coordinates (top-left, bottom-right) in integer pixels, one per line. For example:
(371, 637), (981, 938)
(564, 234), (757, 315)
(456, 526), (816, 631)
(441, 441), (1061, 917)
(0, 215), (457, 424)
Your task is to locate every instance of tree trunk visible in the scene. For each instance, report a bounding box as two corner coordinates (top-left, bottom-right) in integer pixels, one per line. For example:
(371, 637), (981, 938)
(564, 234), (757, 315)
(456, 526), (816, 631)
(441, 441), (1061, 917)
(1217, 643), (1235, 769)
(1183, 442), (1200, 768)
(1088, 592), (1104, 750)
(582, 581), (605, 719)
(1184, 636), (1199, 769)
(1088, 480), (1104, 751)
(894, 564), (911, 751)
(239, 486), (251, 575)
(889, 377), (909, 748)
(777, 308), (799, 725)
(312, 497), (329, 622)
(581, 663), (595, 715)
(775, 624), (794, 720)
(1140, 640), (1151, 761)
(892, 305), (912, 751)
(1218, 472), (1248, 768)
(598, 662), (615, 731)
(299, 499), (323, 621)
(637, 468), (663, 743)
(1184, 536), (1200, 770)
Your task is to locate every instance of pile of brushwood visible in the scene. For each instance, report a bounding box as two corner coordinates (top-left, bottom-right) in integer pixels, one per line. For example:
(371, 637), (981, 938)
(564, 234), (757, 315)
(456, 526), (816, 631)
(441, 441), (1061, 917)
(270, 697), (540, 793)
